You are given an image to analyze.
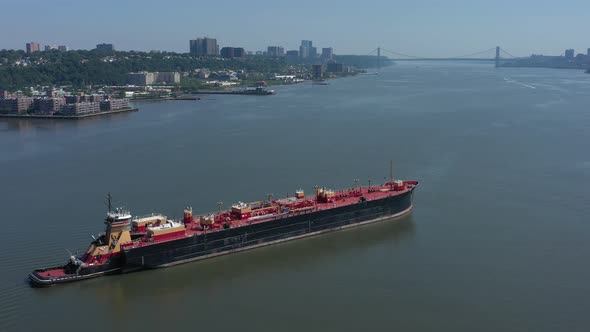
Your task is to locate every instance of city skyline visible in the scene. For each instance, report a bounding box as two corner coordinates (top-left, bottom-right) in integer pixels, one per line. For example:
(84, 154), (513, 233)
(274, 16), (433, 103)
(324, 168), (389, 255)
(1, 0), (589, 57)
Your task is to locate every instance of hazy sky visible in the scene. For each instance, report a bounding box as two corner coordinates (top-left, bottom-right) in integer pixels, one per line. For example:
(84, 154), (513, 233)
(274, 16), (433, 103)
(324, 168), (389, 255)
(1, 0), (588, 57)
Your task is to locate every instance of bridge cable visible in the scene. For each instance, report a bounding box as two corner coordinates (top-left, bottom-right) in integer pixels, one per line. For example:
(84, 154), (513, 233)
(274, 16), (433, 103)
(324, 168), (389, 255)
(451, 47), (497, 59)
(379, 48), (425, 59)
(380, 47), (497, 60)
(500, 48), (518, 58)
(366, 48), (378, 56)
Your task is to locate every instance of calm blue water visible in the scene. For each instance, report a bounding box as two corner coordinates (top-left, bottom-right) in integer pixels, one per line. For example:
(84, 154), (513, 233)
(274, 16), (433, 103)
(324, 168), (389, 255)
(1, 62), (589, 331)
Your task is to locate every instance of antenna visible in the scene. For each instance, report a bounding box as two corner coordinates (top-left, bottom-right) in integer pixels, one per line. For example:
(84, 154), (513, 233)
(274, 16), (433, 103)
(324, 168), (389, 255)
(390, 160), (393, 182)
(389, 160), (394, 189)
(106, 192), (113, 212)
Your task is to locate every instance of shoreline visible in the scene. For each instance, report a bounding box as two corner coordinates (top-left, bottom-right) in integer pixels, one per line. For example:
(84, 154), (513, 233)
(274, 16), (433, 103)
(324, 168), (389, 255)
(0, 107), (138, 120)
(127, 74), (362, 102)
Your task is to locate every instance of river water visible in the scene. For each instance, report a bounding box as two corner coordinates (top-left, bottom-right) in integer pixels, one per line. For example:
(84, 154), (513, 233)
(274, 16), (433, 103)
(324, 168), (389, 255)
(0, 62), (589, 331)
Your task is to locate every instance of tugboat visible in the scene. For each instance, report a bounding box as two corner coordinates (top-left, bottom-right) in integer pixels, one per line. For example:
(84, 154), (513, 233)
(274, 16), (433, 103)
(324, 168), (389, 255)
(29, 194), (131, 286)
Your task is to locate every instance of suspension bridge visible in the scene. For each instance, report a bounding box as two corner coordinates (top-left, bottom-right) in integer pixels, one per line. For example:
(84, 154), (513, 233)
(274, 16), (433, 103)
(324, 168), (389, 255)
(367, 46), (520, 67)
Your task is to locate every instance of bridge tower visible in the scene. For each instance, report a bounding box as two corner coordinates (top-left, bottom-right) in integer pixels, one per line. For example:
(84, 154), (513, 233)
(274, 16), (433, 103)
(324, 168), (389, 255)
(377, 47), (381, 70)
(495, 46), (500, 68)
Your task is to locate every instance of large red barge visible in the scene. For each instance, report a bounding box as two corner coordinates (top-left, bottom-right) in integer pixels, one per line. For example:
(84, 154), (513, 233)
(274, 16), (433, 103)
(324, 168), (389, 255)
(30, 177), (418, 286)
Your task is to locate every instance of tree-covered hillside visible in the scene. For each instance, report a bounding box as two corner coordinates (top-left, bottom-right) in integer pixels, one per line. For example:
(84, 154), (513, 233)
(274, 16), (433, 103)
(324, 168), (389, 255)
(0, 50), (288, 90)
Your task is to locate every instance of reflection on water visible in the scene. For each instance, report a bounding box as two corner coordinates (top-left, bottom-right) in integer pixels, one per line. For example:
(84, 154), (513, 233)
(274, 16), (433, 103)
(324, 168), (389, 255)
(89, 216), (414, 302)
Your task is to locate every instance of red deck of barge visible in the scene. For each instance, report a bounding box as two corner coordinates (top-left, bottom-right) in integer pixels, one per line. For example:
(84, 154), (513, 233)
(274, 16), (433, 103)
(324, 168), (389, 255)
(122, 181), (418, 250)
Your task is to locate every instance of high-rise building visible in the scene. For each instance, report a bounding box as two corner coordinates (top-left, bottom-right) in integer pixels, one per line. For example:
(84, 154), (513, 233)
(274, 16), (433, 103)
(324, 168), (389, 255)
(96, 43), (115, 51)
(44, 45), (58, 51)
(267, 46), (284, 57)
(128, 72), (154, 85)
(587, 48), (590, 56)
(565, 49), (574, 59)
(234, 48), (245, 57)
(189, 37), (219, 56)
(312, 64), (323, 79)
(301, 40), (312, 48)
(300, 40), (313, 58)
(286, 50), (299, 62)
(155, 72), (180, 84)
(220, 47), (245, 58)
(127, 72), (180, 85)
(321, 47), (334, 60)
(309, 47), (317, 58)
(58, 45), (69, 52)
(26, 42), (40, 54)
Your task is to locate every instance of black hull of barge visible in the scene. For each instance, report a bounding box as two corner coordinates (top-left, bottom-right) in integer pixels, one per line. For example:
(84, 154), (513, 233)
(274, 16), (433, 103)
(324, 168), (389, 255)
(122, 189), (415, 271)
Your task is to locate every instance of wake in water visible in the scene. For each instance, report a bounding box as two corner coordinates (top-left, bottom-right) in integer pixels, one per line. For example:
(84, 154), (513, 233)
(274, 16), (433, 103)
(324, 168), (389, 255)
(504, 77), (536, 89)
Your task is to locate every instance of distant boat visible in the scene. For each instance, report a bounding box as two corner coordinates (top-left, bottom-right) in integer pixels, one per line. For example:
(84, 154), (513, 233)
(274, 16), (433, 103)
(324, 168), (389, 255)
(360, 72), (379, 76)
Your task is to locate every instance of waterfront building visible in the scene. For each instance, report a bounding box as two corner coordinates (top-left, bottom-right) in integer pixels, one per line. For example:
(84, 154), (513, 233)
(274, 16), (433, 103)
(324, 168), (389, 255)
(96, 43), (115, 51)
(65, 95), (82, 104)
(100, 98), (129, 111)
(267, 46), (284, 57)
(0, 96), (34, 114)
(189, 37), (219, 56)
(326, 61), (344, 73)
(89, 94), (104, 102)
(36, 97), (66, 114)
(26, 42), (40, 54)
(61, 102), (100, 115)
(220, 47), (245, 58)
(312, 64), (323, 79)
(322, 47), (334, 60)
(65, 94), (102, 103)
(565, 49), (574, 59)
